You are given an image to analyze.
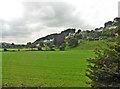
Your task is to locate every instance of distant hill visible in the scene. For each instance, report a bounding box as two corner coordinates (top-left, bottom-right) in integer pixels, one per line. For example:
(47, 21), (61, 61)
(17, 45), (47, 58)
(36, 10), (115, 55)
(33, 17), (120, 46)
(1, 17), (120, 49)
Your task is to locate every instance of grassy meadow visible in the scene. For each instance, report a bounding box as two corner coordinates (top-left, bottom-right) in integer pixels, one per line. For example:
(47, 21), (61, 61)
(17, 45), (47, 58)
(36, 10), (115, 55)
(2, 41), (109, 87)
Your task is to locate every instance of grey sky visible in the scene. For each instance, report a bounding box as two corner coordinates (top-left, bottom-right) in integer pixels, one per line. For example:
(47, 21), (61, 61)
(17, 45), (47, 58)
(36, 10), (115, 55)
(0, 0), (119, 44)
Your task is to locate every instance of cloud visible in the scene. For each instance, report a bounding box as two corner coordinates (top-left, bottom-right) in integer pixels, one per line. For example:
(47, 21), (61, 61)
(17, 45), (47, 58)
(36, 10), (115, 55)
(1, 19), (29, 37)
(0, 1), (96, 43)
(23, 2), (93, 28)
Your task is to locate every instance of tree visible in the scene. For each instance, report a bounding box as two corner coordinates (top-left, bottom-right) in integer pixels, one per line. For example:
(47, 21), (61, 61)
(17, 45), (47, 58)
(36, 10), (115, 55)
(4, 48), (8, 51)
(53, 34), (65, 48)
(61, 28), (76, 36)
(11, 43), (15, 48)
(59, 43), (66, 51)
(75, 34), (82, 39)
(104, 21), (113, 28)
(113, 17), (120, 26)
(68, 38), (78, 48)
(27, 42), (32, 48)
(26, 42), (36, 50)
(76, 29), (81, 34)
(37, 46), (42, 51)
(86, 22), (120, 88)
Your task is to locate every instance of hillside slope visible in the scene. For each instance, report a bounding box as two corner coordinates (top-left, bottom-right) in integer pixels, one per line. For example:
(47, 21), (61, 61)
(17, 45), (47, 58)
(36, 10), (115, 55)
(66, 40), (114, 51)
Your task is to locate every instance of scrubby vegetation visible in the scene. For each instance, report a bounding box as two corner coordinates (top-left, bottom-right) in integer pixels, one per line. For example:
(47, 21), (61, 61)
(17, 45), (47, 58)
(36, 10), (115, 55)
(86, 17), (120, 88)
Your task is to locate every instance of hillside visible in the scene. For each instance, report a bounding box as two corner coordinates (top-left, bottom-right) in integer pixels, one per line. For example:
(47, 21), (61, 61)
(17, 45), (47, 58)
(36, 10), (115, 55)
(66, 40), (115, 51)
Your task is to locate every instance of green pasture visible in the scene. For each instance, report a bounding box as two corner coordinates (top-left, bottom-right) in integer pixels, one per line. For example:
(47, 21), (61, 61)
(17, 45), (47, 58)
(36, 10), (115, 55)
(2, 41), (111, 87)
(2, 50), (94, 87)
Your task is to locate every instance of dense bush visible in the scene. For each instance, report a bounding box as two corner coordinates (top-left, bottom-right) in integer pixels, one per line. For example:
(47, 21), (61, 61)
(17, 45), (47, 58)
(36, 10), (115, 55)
(50, 48), (55, 51)
(3, 48), (8, 51)
(86, 24), (120, 88)
(37, 47), (42, 51)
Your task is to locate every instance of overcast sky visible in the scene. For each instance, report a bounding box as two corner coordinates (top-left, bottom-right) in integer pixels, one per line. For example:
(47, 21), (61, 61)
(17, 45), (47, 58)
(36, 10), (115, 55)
(0, 0), (119, 44)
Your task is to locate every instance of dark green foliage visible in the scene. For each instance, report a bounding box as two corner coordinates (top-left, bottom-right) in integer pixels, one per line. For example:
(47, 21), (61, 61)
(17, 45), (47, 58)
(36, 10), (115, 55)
(86, 22), (120, 88)
(68, 38), (78, 48)
(113, 17), (120, 26)
(117, 24), (120, 36)
(49, 48), (55, 51)
(75, 34), (82, 39)
(37, 47), (42, 51)
(59, 43), (66, 51)
(46, 42), (54, 50)
(11, 43), (15, 48)
(26, 42), (32, 48)
(3, 48), (8, 51)
(104, 21), (113, 28)
(34, 33), (57, 43)
(26, 42), (36, 50)
(61, 28), (76, 36)
(53, 34), (65, 47)
(18, 49), (20, 51)
(76, 29), (81, 34)
(86, 47), (120, 87)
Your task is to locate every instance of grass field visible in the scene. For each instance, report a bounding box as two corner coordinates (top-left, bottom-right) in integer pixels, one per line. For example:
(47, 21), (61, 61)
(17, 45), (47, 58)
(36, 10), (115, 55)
(2, 41), (111, 87)
(2, 50), (95, 87)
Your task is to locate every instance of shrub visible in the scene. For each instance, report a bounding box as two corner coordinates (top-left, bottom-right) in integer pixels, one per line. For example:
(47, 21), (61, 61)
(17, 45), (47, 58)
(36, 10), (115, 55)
(37, 47), (42, 51)
(86, 24), (120, 88)
(59, 43), (66, 51)
(4, 48), (8, 51)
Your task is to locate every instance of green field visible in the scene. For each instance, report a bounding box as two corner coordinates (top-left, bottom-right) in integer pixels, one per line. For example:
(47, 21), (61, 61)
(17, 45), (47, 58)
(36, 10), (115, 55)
(2, 50), (95, 87)
(2, 41), (110, 87)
